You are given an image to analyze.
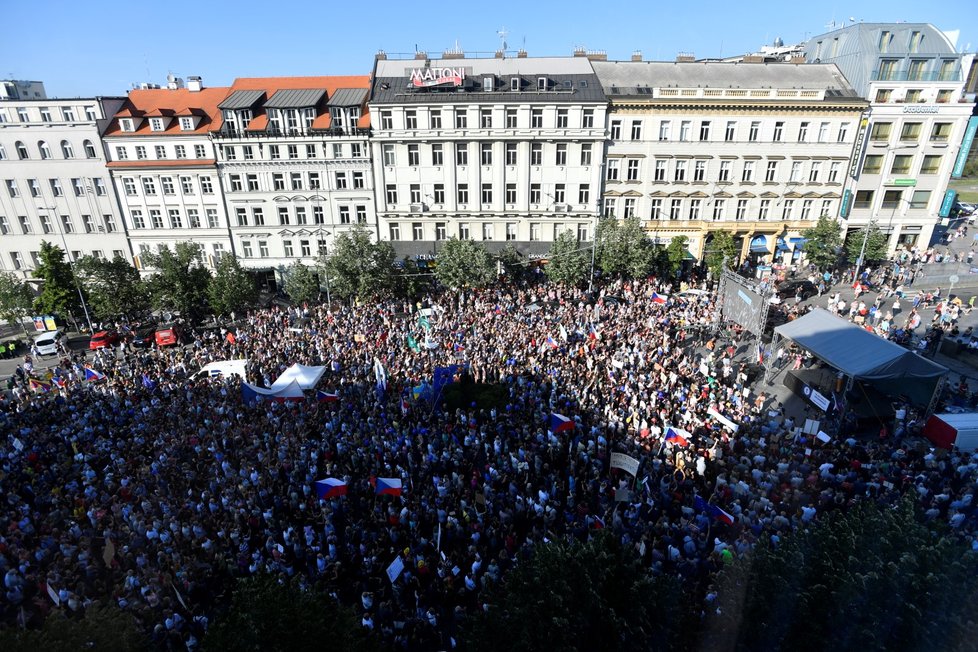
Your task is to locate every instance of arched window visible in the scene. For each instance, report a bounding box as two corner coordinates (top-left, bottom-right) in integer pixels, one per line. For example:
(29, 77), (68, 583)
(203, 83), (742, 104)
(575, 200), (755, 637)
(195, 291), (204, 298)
(61, 140), (74, 158)
(38, 140), (51, 159)
(15, 141), (29, 159)
(83, 139), (97, 159)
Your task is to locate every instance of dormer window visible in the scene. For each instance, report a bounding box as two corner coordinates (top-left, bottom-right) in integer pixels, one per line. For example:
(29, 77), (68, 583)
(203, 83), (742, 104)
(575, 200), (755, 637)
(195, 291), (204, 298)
(179, 117), (194, 131)
(150, 118), (165, 131)
(331, 108), (344, 128)
(120, 118), (135, 132)
(537, 77), (547, 91)
(511, 77), (520, 91)
(483, 76), (494, 92)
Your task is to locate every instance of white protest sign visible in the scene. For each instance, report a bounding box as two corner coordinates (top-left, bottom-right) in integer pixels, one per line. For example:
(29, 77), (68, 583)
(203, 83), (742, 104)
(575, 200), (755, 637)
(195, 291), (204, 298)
(815, 431), (831, 444)
(386, 556), (404, 584)
(809, 389), (831, 412)
(610, 452), (641, 477)
(707, 407), (739, 433)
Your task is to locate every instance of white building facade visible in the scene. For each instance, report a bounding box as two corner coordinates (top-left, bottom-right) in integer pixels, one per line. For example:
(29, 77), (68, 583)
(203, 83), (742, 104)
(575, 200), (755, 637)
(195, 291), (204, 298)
(0, 96), (130, 280)
(102, 82), (236, 272)
(803, 23), (977, 252)
(368, 53), (608, 259)
(592, 60), (867, 263)
(213, 77), (375, 289)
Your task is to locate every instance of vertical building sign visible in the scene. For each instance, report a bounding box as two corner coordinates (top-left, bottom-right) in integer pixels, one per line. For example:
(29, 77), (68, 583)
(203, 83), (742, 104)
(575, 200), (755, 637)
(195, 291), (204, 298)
(839, 188), (852, 219)
(951, 116), (978, 179)
(939, 189), (957, 218)
(848, 116), (870, 181)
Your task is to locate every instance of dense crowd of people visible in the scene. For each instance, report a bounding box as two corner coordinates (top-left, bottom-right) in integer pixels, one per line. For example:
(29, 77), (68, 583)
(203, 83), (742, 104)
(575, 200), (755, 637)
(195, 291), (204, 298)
(2, 272), (978, 650)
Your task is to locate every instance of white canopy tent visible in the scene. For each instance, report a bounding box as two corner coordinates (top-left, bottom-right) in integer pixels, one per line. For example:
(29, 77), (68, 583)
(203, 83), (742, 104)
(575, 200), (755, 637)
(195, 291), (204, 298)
(270, 364), (327, 391)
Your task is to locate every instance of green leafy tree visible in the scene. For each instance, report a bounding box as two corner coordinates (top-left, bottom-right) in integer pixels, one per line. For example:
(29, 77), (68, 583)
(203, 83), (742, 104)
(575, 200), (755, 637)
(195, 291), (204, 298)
(323, 225), (398, 299)
(0, 271), (35, 335)
(845, 222), (889, 266)
(143, 242), (213, 322)
(435, 237), (495, 288)
(208, 254), (258, 316)
(706, 498), (978, 652)
(33, 241), (81, 319)
(75, 253), (148, 320)
(704, 230), (739, 277)
(545, 230), (590, 286)
(464, 532), (693, 652)
(0, 603), (147, 652)
(392, 257), (429, 299)
(282, 261), (321, 304)
(497, 244), (525, 280)
(802, 216), (843, 270)
(202, 575), (380, 652)
(664, 235), (690, 277)
(596, 217), (655, 278)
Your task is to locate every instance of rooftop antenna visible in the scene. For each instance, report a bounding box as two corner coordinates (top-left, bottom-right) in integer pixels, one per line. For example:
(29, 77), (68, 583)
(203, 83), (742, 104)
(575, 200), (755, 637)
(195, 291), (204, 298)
(497, 26), (509, 52)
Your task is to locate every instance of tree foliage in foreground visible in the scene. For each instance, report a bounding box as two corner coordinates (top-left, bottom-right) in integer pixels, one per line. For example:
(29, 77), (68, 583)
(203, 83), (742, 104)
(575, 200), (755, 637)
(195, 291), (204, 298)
(323, 225), (399, 299)
(845, 222), (889, 266)
(282, 261), (320, 304)
(464, 532), (692, 652)
(705, 230), (739, 277)
(434, 237), (495, 289)
(0, 271), (35, 333)
(208, 254), (257, 316)
(33, 241), (81, 318)
(802, 215), (843, 270)
(0, 603), (146, 652)
(75, 253), (148, 319)
(143, 242), (212, 321)
(664, 235), (690, 277)
(202, 575), (379, 652)
(596, 216), (656, 278)
(545, 230), (590, 286)
(705, 498), (978, 652)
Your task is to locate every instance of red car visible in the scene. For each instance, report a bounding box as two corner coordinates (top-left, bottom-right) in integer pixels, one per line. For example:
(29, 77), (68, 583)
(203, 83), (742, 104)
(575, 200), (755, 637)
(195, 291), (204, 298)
(89, 330), (120, 350)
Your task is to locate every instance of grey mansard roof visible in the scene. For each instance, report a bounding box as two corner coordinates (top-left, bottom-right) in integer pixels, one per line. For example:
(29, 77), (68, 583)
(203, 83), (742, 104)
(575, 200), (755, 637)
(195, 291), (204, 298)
(592, 60), (861, 100)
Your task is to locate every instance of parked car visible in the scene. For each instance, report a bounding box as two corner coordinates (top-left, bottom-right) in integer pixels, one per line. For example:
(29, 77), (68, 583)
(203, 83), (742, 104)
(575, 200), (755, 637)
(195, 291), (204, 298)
(775, 279), (818, 301)
(89, 330), (120, 350)
(127, 325), (156, 348)
(33, 330), (66, 356)
(154, 324), (184, 347)
(955, 201), (976, 216)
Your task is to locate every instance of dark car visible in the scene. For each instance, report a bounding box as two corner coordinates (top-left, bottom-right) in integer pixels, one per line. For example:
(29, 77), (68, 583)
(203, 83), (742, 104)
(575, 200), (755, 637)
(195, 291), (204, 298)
(776, 279), (818, 301)
(128, 326), (156, 348)
(89, 330), (120, 350)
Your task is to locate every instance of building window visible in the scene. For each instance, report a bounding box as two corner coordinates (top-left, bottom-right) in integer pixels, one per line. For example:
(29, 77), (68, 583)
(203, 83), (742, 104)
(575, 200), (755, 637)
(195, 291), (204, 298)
(278, 206), (290, 225)
(711, 200), (725, 221)
(800, 199), (813, 220)
(937, 89), (953, 103)
(679, 121), (691, 141)
(455, 110), (467, 129)
(797, 122), (809, 142)
(1, 216), (13, 234)
(481, 184), (493, 205)
(60, 140), (75, 158)
(479, 223), (492, 241)
(335, 172), (348, 189)
(81, 139), (97, 158)
(931, 122), (952, 142)
(817, 122), (829, 143)
(781, 199), (794, 220)
(900, 122), (921, 142)
(659, 121), (671, 141)
(853, 190), (874, 209)
(773, 122), (784, 142)
(553, 183), (566, 204)
(150, 210), (163, 229)
(134, 145), (148, 160)
(72, 178), (84, 196)
(531, 109), (543, 128)
(582, 109), (594, 128)
(555, 144), (567, 166)
(759, 199), (770, 220)
(745, 121), (758, 143)
(528, 223), (540, 241)
(506, 223), (517, 241)
(479, 109), (493, 128)
(622, 198), (636, 218)
(161, 177), (175, 195)
(289, 172), (302, 191)
(920, 155), (942, 174)
(630, 120), (642, 140)
(881, 189), (902, 209)
(10, 252), (24, 270)
(187, 209), (200, 228)
(287, 145), (298, 159)
(655, 160), (667, 182)
(577, 184), (590, 205)
(505, 108), (518, 128)
(19, 216), (33, 233)
(736, 199), (748, 221)
(456, 143), (469, 166)
(870, 122), (892, 142)
(405, 110), (418, 129)
(604, 198), (616, 217)
(480, 143), (492, 166)
(457, 184), (468, 204)
(412, 223), (424, 240)
(693, 160), (706, 182)
(530, 184), (542, 204)
(388, 224), (400, 241)
(39, 141), (51, 159)
(670, 199), (682, 220)
(5, 180), (18, 197)
(809, 162), (821, 183)
(862, 155), (883, 174)
(723, 121), (736, 142)
(295, 206), (306, 225)
(247, 174), (259, 191)
(338, 206), (351, 225)
(555, 109), (568, 129)
(241, 241), (253, 258)
(909, 190), (931, 210)
(229, 174), (243, 192)
(156, 145), (167, 159)
(410, 184), (422, 204)
(789, 161), (802, 183)
(40, 107), (52, 122)
(193, 144), (206, 158)
(890, 155), (913, 175)
(688, 199), (701, 220)
(820, 200), (832, 217)
(407, 144), (420, 166)
(742, 161), (755, 182)
(530, 143), (542, 165)
(505, 183), (517, 204)
(607, 159), (620, 180)
(429, 110), (441, 129)
(169, 209), (183, 228)
(50, 179), (64, 197)
(433, 184), (445, 204)
(878, 30), (892, 52)
(435, 222), (447, 240)
(627, 159), (640, 181)
(699, 121), (710, 141)
(17, 108), (29, 122)
(718, 161), (730, 182)
(28, 179), (40, 197)
(580, 143), (592, 166)
(205, 209), (218, 228)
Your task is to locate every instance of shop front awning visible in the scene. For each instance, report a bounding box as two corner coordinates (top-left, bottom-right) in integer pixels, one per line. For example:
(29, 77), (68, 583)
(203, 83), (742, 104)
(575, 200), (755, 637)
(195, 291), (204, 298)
(749, 235), (769, 252)
(776, 237), (790, 252)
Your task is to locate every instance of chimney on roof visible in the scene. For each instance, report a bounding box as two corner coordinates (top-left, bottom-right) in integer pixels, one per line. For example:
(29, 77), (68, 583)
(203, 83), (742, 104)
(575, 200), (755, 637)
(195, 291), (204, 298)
(443, 48), (465, 59)
(375, 50), (387, 60)
(586, 50), (607, 61)
(573, 47), (587, 57)
(676, 52), (696, 62)
(415, 51), (428, 60)
(187, 76), (203, 92)
(495, 50), (505, 58)
(517, 49), (528, 58)
(631, 51), (643, 62)
(789, 55), (807, 64)
(742, 55), (764, 63)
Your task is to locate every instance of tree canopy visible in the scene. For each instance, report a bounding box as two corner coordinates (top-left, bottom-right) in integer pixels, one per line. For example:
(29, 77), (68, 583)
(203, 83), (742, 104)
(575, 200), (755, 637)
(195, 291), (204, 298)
(464, 532), (691, 652)
(802, 216), (843, 270)
(845, 222), (889, 267)
(208, 254), (258, 316)
(545, 230), (590, 286)
(704, 231), (739, 277)
(75, 253), (148, 319)
(33, 241), (82, 319)
(0, 603), (146, 652)
(282, 261), (321, 304)
(0, 271), (35, 334)
(664, 235), (691, 277)
(434, 237), (496, 289)
(143, 242), (213, 322)
(323, 225), (399, 299)
(596, 217), (655, 278)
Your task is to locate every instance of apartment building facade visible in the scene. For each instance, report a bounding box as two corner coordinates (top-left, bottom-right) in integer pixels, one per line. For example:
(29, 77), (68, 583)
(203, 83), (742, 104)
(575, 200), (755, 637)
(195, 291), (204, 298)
(0, 96), (130, 279)
(804, 23), (976, 252)
(592, 59), (867, 262)
(368, 53), (608, 259)
(212, 76), (374, 289)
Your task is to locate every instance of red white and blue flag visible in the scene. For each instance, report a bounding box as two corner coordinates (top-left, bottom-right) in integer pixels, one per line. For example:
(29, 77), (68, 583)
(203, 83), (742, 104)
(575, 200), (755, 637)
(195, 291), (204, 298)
(665, 426), (691, 447)
(545, 336), (559, 350)
(314, 478), (347, 499)
(549, 412), (575, 434)
(651, 292), (669, 305)
(85, 367), (106, 382)
(374, 477), (403, 497)
(316, 390), (339, 403)
(694, 495), (734, 525)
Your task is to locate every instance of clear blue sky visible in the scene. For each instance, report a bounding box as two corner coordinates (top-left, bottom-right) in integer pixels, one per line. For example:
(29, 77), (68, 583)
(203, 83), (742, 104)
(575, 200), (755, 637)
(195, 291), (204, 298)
(2, 0), (976, 97)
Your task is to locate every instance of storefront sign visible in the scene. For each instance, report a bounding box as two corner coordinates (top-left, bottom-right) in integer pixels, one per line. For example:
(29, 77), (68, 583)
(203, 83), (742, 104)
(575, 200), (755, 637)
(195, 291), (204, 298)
(886, 178), (917, 187)
(939, 189), (957, 218)
(952, 116), (978, 178)
(839, 188), (852, 219)
(848, 116), (870, 180)
(902, 105), (939, 114)
(409, 66), (467, 88)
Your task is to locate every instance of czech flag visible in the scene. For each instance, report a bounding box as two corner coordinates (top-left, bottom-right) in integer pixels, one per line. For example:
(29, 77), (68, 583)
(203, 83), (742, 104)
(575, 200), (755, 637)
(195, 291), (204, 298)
(315, 478), (347, 499)
(85, 367), (106, 382)
(665, 426), (691, 447)
(651, 292), (668, 304)
(591, 515), (605, 530)
(316, 390), (339, 403)
(545, 336), (559, 350)
(549, 413), (575, 434)
(694, 495), (735, 525)
(374, 477), (403, 497)
(588, 323), (601, 341)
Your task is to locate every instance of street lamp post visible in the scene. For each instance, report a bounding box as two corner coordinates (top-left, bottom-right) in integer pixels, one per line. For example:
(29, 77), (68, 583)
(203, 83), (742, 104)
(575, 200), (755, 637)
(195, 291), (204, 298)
(40, 207), (94, 333)
(587, 212), (598, 294)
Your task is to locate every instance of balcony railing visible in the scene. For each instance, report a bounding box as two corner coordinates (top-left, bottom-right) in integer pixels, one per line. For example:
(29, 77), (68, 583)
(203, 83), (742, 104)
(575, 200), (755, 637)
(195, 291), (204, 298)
(871, 70), (960, 82)
(213, 126), (372, 139)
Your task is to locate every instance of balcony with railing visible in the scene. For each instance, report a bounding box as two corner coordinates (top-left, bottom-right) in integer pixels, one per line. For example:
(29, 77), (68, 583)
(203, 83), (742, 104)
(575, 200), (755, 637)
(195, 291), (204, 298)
(212, 125), (372, 140)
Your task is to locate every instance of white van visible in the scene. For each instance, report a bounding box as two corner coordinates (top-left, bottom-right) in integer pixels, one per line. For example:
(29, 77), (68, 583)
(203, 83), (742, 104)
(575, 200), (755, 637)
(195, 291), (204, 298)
(33, 330), (65, 356)
(195, 359), (249, 380)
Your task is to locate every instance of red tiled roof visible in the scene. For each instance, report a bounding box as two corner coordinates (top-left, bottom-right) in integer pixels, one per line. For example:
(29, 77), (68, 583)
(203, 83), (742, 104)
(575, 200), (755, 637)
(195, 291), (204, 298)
(104, 86), (231, 138)
(106, 159), (217, 169)
(357, 113), (371, 129)
(144, 108), (176, 117)
(245, 115), (268, 131)
(311, 113), (332, 129)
